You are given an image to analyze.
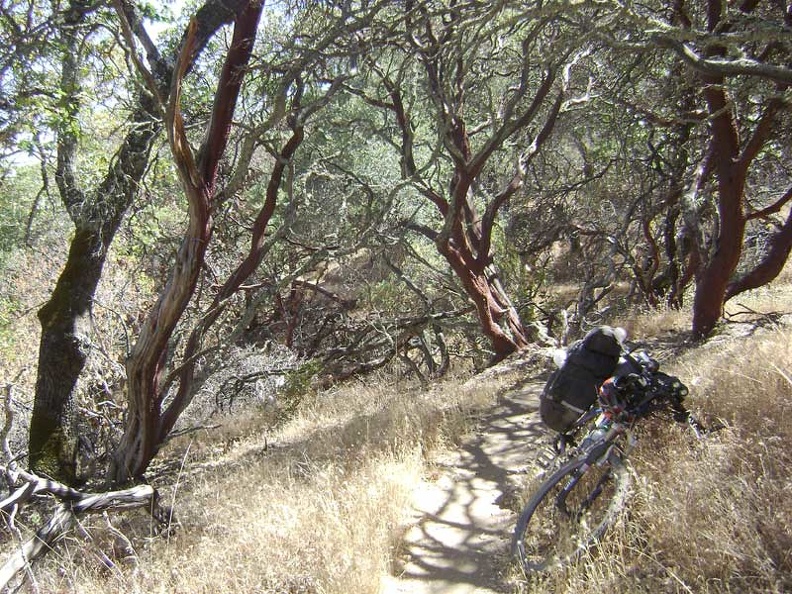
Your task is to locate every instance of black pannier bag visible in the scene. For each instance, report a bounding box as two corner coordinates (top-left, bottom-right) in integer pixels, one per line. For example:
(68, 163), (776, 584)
(540, 326), (624, 433)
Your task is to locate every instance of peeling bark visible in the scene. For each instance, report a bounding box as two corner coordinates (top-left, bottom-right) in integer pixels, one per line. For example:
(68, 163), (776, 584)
(29, 0), (257, 484)
(112, 2), (264, 483)
(28, 1), (160, 482)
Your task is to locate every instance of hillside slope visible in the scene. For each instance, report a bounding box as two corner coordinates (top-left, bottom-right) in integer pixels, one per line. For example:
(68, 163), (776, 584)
(382, 316), (792, 594)
(3, 310), (790, 593)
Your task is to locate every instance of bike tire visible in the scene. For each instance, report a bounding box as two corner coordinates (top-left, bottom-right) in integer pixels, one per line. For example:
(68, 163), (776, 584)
(511, 450), (631, 573)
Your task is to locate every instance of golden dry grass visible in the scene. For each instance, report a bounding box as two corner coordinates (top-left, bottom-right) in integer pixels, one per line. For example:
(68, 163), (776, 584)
(7, 278), (792, 594)
(638, 326), (792, 592)
(513, 317), (792, 592)
(21, 372), (501, 594)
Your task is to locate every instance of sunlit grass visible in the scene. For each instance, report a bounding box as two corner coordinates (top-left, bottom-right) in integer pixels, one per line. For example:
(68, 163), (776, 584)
(25, 370), (503, 594)
(509, 294), (792, 593)
(7, 279), (792, 594)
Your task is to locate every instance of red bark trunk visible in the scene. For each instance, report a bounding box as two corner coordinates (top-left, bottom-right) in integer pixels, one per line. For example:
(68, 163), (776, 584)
(690, 38), (747, 338)
(438, 240), (528, 363)
(112, 3), (263, 483)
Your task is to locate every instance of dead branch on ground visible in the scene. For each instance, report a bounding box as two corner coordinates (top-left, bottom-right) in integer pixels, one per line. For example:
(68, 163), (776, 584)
(0, 384), (167, 590)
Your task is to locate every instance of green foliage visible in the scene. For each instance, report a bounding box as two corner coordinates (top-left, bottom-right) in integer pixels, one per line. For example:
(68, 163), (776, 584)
(0, 0), (789, 490)
(0, 171), (34, 253)
(123, 201), (184, 258)
(277, 360), (323, 422)
(138, 1), (166, 21)
(365, 279), (411, 313)
(491, 225), (543, 321)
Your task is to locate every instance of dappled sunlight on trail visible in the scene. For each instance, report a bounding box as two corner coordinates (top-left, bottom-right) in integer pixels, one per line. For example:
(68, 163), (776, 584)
(380, 378), (551, 594)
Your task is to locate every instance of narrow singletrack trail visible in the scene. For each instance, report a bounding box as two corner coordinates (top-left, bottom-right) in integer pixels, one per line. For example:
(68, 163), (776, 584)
(380, 376), (551, 594)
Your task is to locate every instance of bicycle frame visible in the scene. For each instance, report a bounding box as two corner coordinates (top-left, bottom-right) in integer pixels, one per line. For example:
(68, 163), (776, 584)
(513, 351), (717, 575)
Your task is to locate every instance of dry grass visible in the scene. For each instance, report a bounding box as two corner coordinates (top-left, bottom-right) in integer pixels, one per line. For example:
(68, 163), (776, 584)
(639, 326), (792, 592)
(617, 305), (691, 339)
(126, 453), (421, 594)
(513, 320), (792, 593)
(6, 278), (792, 594)
(21, 371), (500, 594)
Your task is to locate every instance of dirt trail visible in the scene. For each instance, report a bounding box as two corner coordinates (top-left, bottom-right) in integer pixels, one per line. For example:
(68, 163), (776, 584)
(378, 321), (792, 593)
(380, 377), (550, 594)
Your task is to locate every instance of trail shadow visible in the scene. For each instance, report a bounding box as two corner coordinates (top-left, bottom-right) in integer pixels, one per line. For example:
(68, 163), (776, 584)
(149, 368), (556, 594)
(392, 378), (555, 593)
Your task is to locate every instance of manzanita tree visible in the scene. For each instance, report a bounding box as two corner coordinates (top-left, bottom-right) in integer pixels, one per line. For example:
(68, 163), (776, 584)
(24, 0), (272, 483)
(23, 0), (386, 484)
(603, 0), (792, 337)
(110, 0), (369, 482)
(27, 0), (178, 483)
(109, 0), (265, 483)
(346, 1), (594, 362)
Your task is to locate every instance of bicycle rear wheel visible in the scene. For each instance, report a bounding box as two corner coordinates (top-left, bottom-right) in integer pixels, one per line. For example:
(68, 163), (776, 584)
(511, 451), (631, 573)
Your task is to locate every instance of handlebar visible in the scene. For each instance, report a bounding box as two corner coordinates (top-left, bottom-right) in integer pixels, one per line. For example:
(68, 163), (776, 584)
(558, 348), (725, 457)
(606, 376), (724, 438)
(598, 349), (724, 437)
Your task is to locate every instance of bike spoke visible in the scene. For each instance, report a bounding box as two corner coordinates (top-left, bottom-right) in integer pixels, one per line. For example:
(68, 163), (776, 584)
(512, 456), (630, 573)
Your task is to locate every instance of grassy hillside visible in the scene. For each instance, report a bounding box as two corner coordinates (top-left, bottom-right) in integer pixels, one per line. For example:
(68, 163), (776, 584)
(5, 278), (792, 593)
(23, 372), (510, 593)
(512, 321), (791, 594)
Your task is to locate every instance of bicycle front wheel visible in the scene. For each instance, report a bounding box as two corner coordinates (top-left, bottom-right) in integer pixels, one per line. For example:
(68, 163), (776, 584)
(511, 451), (631, 573)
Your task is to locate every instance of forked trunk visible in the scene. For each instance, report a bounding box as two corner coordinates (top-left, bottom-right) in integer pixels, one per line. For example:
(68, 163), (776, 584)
(110, 2), (263, 484)
(440, 244), (529, 363)
(29, 41), (160, 481)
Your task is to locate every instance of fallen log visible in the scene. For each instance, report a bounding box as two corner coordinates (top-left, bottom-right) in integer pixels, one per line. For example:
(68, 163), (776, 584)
(0, 468), (160, 590)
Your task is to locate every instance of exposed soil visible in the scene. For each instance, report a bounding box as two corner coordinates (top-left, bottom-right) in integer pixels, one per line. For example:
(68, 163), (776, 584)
(380, 373), (552, 594)
(378, 313), (792, 594)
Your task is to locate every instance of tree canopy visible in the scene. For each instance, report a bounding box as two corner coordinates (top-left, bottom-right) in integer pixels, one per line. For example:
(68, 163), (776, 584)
(0, 0), (789, 486)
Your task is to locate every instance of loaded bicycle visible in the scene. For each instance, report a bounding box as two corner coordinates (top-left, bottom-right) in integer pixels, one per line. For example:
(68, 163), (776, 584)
(512, 347), (717, 574)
